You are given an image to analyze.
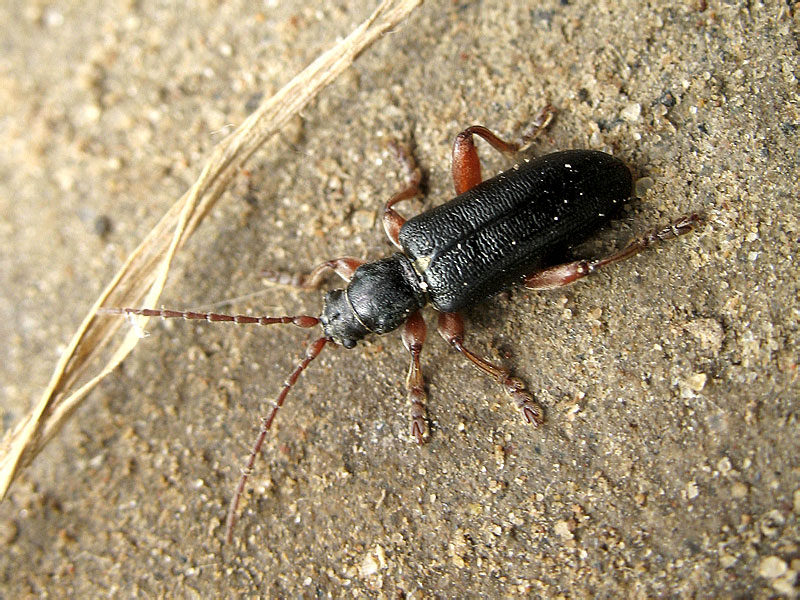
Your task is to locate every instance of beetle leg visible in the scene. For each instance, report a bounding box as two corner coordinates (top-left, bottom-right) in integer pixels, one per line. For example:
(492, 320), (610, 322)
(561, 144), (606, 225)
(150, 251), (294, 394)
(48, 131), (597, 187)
(383, 141), (423, 249)
(524, 214), (702, 290)
(437, 312), (544, 427)
(262, 257), (364, 290)
(451, 105), (556, 195)
(401, 311), (429, 443)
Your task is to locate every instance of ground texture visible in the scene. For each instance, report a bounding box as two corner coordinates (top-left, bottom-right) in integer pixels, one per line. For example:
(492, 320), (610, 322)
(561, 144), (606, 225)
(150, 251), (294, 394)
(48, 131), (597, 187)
(1, 1), (798, 597)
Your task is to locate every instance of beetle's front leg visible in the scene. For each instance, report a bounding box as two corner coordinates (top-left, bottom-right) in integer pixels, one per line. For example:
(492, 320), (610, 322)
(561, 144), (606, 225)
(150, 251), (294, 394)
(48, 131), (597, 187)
(262, 257), (364, 290)
(524, 214), (702, 290)
(437, 312), (544, 427)
(401, 311), (429, 443)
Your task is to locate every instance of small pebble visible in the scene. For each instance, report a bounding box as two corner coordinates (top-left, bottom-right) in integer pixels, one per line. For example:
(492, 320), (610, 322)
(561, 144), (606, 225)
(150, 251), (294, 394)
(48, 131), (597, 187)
(94, 214), (113, 237)
(730, 481), (748, 498)
(759, 509), (785, 537)
(621, 103), (642, 122)
(758, 556), (787, 579)
(719, 554), (736, 568)
(771, 572), (798, 596)
(360, 553), (379, 577)
(686, 481), (699, 500)
(634, 176), (654, 198)
(554, 520), (574, 540)
(686, 373), (707, 392)
(0, 520), (18, 545)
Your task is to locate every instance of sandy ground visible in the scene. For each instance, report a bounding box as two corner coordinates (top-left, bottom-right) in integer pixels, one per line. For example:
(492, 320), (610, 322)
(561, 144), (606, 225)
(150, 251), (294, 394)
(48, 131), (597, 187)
(1, 0), (798, 597)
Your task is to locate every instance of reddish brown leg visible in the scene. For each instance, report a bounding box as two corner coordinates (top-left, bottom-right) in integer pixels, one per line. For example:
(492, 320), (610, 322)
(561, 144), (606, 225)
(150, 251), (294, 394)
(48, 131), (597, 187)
(262, 257), (364, 289)
(401, 311), (429, 443)
(437, 312), (544, 427)
(225, 336), (329, 544)
(525, 214), (702, 290)
(383, 141), (423, 248)
(451, 105), (556, 194)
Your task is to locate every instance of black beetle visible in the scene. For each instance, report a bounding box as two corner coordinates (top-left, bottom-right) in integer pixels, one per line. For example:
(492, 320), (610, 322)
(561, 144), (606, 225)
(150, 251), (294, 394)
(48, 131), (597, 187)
(107, 106), (700, 541)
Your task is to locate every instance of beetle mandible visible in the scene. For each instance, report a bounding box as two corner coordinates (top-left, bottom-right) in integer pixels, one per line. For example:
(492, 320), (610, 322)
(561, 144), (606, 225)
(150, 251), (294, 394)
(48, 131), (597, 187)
(108, 106), (701, 541)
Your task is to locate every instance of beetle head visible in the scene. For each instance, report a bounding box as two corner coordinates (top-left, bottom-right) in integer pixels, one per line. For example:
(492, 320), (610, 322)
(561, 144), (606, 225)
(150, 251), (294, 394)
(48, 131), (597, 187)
(320, 289), (368, 349)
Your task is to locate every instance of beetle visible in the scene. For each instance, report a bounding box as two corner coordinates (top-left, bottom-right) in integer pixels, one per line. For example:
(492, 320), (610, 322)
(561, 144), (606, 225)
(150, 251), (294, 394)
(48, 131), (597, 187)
(107, 106), (700, 542)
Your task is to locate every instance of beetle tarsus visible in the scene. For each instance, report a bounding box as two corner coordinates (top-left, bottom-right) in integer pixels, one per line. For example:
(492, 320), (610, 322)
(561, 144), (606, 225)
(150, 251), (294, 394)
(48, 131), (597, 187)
(519, 104), (557, 147)
(524, 213), (703, 291)
(499, 377), (544, 428)
(514, 392), (545, 428)
(410, 408), (428, 444)
(383, 141), (423, 248)
(451, 106), (557, 194)
(402, 311), (430, 443)
(437, 312), (542, 425)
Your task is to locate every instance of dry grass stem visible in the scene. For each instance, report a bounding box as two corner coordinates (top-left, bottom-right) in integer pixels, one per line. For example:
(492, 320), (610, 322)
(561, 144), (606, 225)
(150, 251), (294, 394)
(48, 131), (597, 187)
(0, 0), (423, 500)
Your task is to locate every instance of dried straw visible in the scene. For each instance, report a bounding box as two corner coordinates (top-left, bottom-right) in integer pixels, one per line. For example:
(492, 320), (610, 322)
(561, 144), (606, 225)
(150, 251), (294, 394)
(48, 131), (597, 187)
(0, 0), (423, 500)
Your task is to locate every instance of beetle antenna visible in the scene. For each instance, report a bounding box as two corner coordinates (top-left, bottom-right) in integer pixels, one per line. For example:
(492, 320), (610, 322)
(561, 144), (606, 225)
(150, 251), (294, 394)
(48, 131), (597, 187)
(224, 335), (329, 544)
(100, 307), (320, 329)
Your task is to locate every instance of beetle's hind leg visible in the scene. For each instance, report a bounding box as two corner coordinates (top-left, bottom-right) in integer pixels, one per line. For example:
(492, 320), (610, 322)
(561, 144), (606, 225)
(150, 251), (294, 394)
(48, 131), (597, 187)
(437, 312), (544, 427)
(262, 257), (364, 290)
(451, 105), (556, 195)
(383, 141), (423, 249)
(401, 311), (430, 443)
(524, 214), (702, 290)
